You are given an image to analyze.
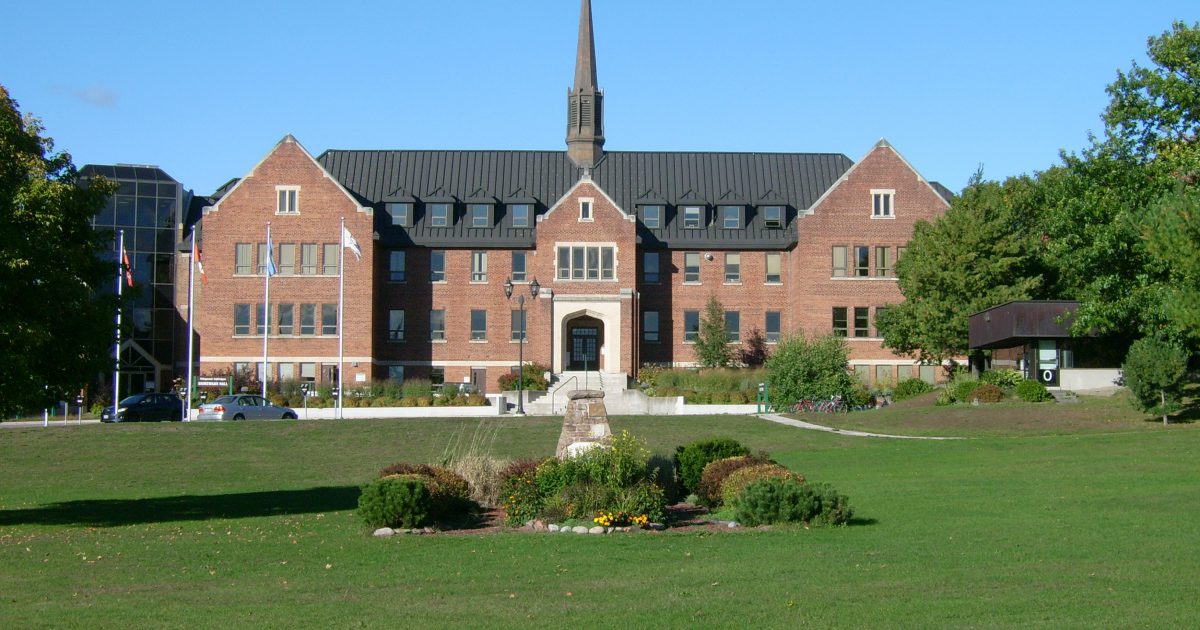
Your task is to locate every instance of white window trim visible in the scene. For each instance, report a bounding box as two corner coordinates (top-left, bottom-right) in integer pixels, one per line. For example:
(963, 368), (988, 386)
(554, 241), (619, 282)
(682, 205), (704, 229)
(871, 189), (896, 219)
(388, 202), (412, 227)
(579, 197), (595, 222)
(275, 186), (300, 215)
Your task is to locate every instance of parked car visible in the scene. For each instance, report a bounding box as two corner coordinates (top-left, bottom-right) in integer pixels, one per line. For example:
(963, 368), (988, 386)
(196, 395), (297, 421)
(101, 392), (184, 423)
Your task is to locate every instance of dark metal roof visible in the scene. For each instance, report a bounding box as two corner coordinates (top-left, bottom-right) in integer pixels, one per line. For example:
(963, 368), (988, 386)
(929, 181), (955, 204)
(969, 301), (1080, 350)
(317, 149), (852, 250)
(80, 164), (178, 183)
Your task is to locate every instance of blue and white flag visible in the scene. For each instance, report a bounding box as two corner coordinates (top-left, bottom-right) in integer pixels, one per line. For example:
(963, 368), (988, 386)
(265, 231), (277, 277)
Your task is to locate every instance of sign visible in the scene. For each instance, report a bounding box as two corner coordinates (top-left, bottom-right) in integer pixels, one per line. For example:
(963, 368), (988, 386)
(198, 377), (228, 388)
(1038, 369), (1059, 386)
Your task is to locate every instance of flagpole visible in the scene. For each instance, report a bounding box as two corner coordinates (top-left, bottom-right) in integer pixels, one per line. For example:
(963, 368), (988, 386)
(185, 237), (196, 421)
(113, 230), (124, 413)
(338, 217), (345, 420)
(262, 222), (271, 399)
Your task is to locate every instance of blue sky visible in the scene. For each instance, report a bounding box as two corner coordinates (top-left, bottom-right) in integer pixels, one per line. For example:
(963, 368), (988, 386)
(1, 1), (1194, 196)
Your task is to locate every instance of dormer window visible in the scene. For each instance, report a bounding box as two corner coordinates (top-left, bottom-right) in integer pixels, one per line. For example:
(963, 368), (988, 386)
(469, 204), (491, 228)
(387, 202), (411, 227)
(682, 205), (703, 229)
(579, 198), (594, 222)
(719, 205), (741, 229)
(511, 204), (532, 228)
(640, 205), (663, 229)
(763, 205), (783, 228)
(429, 203), (451, 227)
(872, 190), (894, 218)
(276, 186), (299, 214)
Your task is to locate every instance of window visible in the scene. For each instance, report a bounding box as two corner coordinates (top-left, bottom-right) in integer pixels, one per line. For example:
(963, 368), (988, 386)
(300, 362), (316, 382)
(321, 304), (337, 335)
(876, 365), (893, 386)
(234, 304), (250, 335)
(643, 251), (659, 283)
(470, 309), (487, 341)
(430, 310), (445, 341)
(388, 309), (405, 341)
(898, 364), (914, 381)
(872, 190), (894, 217)
(855, 365), (871, 383)
(278, 303), (294, 336)
(641, 205), (663, 228)
(875, 246), (893, 277)
(511, 203), (532, 228)
(300, 304), (315, 335)
(429, 203), (450, 227)
(556, 245), (615, 281)
(323, 244), (338, 275)
(470, 251), (488, 283)
(724, 253), (741, 283)
(235, 243), (252, 275)
(854, 246), (870, 277)
(431, 366), (445, 386)
(726, 311), (740, 342)
(720, 205), (741, 229)
(389, 366), (404, 382)
(276, 187), (298, 214)
(643, 310), (659, 342)
(832, 307), (848, 337)
(684, 252), (700, 283)
(765, 253), (781, 283)
(683, 310), (700, 342)
(511, 309), (525, 341)
(765, 311), (781, 343)
(511, 251), (527, 282)
(279, 363), (294, 381)
(854, 307), (870, 337)
(387, 202), (411, 227)
(255, 303), (267, 336)
(430, 250), (445, 282)
(763, 205), (784, 228)
(469, 204), (490, 228)
(832, 246), (847, 278)
(257, 243), (273, 275)
(683, 205), (703, 229)
(874, 307), (888, 337)
(279, 243), (295, 276)
(301, 244), (317, 275)
(389, 251), (406, 282)
(579, 199), (593, 221)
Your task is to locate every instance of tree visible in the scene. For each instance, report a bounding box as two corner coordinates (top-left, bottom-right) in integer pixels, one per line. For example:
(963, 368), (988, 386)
(765, 333), (856, 410)
(1121, 337), (1189, 425)
(738, 327), (770, 368)
(0, 84), (117, 416)
(1141, 186), (1200, 344)
(694, 296), (731, 368)
(876, 171), (1049, 366)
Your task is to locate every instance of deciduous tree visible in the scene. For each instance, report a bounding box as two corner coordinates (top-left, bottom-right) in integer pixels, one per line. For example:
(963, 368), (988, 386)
(694, 296), (731, 368)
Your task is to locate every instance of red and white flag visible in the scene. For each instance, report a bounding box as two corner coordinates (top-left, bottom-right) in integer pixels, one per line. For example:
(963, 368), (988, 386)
(194, 247), (208, 285)
(121, 248), (133, 287)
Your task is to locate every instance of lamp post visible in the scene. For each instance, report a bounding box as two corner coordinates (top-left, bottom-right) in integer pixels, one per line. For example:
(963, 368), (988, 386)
(504, 277), (540, 416)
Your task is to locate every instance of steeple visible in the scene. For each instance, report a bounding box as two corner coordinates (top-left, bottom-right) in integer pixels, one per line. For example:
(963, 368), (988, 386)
(566, 0), (604, 168)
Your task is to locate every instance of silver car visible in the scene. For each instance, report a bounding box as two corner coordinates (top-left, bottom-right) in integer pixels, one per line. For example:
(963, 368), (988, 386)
(196, 395), (297, 421)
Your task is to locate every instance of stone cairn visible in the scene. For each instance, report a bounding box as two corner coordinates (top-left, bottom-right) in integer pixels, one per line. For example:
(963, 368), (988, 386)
(555, 389), (611, 459)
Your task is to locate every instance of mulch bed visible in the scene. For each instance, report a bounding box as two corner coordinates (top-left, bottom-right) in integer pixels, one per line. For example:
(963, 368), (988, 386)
(433, 503), (736, 535)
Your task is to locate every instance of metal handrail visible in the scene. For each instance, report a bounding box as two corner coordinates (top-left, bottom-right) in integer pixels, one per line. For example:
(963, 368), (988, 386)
(551, 375), (578, 415)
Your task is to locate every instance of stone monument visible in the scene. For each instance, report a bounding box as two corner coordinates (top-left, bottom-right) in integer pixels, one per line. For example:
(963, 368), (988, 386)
(555, 390), (612, 458)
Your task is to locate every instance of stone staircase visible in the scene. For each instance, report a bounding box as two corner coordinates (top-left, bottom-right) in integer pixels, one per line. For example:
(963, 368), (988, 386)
(526, 371), (628, 415)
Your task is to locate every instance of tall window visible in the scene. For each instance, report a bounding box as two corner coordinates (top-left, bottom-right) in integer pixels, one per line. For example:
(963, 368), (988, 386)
(469, 204), (490, 228)
(388, 309), (405, 341)
(832, 307), (848, 337)
(279, 363), (294, 381)
(235, 243), (252, 275)
(725, 311), (741, 342)
(321, 304), (337, 335)
(579, 199), (592, 221)
(276, 187), (298, 214)
(511, 251), (527, 282)
(720, 205), (741, 229)
(429, 203), (450, 227)
(470, 309), (487, 341)
(279, 243), (295, 276)
(300, 363), (316, 382)
(257, 243), (272, 275)
(387, 202), (411, 227)
(389, 251), (406, 282)
(765, 253), (781, 283)
(300, 244), (317, 275)
(832, 246), (847, 278)
(683, 310), (700, 342)
(643, 251), (659, 283)
(875, 246), (893, 277)
(511, 309), (526, 341)
(765, 311), (781, 343)
(724, 253), (741, 283)
(431, 366), (445, 386)
(278, 303), (294, 335)
(323, 244), (338, 275)
(872, 190), (894, 217)
(763, 205), (783, 228)
(854, 246), (870, 277)
(233, 304), (250, 335)
(854, 307), (870, 337)
(874, 306), (888, 337)
(556, 245), (615, 280)
(471, 251), (488, 282)
(511, 203), (531, 228)
(684, 252), (701, 282)
(643, 310), (659, 342)
(430, 250), (445, 282)
(300, 304), (315, 335)
(641, 205), (662, 229)
(255, 303), (267, 336)
(389, 366), (405, 382)
(683, 205), (703, 229)
(430, 310), (445, 341)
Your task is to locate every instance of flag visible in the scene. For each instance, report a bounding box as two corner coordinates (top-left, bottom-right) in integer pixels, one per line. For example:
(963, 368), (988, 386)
(342, 226), (362, 261)
(264, 231), (277, 277)
(194, 247), (208, 285)
(121, 248), (133, 287)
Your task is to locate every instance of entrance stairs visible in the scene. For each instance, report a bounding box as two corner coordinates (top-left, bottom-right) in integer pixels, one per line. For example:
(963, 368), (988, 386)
(525, 371), (627, 415)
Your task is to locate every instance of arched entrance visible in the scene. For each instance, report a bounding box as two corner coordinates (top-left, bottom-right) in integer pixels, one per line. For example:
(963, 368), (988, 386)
(564, 315), (604, 371)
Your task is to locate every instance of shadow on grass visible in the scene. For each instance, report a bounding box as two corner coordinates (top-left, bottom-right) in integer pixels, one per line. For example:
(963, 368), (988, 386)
(846, 517), (878, 527)
(0, 486), (359, 528)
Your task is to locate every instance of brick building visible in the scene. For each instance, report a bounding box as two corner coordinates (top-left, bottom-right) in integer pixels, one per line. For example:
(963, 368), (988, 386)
(188, 0), (951, 393)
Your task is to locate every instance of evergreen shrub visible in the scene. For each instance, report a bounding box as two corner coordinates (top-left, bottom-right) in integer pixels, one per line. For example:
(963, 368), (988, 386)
(893, 377), (934, 401)
(358, 476), (431, 529)
(1015, 379), (1054, 402)
(733, 478), (852, 527)
(674, 438), (751, 494)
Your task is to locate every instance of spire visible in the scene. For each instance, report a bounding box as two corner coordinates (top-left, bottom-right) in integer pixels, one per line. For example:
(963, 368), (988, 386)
(566, 0), (604, 168)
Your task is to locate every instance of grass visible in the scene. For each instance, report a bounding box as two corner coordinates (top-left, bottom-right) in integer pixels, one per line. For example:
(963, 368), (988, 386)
(2, 410), (1199, 627)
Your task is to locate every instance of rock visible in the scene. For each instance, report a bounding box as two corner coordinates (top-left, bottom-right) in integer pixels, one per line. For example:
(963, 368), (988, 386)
(727, 521), (739, 528)
(548, 524), (560, 532)
(372, 527), (395, 538)
(533, 520), (546, 531)
(422, 527), (435, 535)
(561, 526), (573, 534)
(648, 522), (666, 531)
(589, 526), (605, 534)
(605, 527), (614, 534)
(619, 527), (631, 533)
(572, 526), (589, 534)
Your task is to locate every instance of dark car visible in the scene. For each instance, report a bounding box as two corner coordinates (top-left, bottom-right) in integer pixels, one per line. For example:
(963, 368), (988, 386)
(101, 392), (184, 423)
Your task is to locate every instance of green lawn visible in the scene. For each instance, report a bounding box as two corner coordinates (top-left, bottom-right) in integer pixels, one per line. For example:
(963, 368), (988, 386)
(2, 410), (1199, 628)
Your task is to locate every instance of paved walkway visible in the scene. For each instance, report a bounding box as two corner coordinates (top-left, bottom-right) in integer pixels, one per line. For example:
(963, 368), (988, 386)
(1, 419), (100, 429)
(757, 414), (964, 440)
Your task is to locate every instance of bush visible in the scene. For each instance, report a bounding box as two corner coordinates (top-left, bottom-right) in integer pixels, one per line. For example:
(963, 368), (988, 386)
(980, 369), (1024, 390)
(893, 377), (933, 401)
(765, 333), (857, 410)
(647, 453), (684, 504)
(721, 463), (801, 507)
(497, 363), (550, 392)
(1123, 337), (1189, 422)
(733, 478), (852, 527)
(448, 455), (507, 507)
(696, 454), (770, 507)
(358, 476), (432, 529)
(500, 466), (543, 526)
(1015, 379), (1054, 402)
(969, 383), (1005, 403)
(609, 481), (666, 523)
(378, 463), (471, 519)
(674, 438), (751, 494)
(400, 378), (433, 399)
(950, 377), (980, 404)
